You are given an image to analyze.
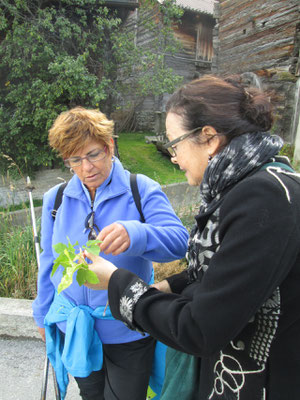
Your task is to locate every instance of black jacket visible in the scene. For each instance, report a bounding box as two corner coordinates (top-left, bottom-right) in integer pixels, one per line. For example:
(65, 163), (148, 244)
(109, 167), (300, 399)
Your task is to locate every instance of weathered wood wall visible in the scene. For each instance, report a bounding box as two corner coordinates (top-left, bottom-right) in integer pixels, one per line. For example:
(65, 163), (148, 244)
(217, 0), (299, 72)
(215, 0), (300, 143)
(116, 3), (214, 133)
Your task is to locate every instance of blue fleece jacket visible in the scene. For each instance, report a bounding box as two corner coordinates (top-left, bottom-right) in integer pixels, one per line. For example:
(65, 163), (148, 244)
(32, 158), (188, 344)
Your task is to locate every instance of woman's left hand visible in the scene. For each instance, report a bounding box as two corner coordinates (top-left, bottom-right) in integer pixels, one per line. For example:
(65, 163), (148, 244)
(83, 251), (117, 290)
(97, 223), (130, 256)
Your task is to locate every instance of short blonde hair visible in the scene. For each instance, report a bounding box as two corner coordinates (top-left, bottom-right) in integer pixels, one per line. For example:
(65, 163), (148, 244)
(48, 107), (115, 158)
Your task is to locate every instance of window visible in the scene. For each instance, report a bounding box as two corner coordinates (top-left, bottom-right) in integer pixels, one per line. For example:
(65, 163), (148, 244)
(196, 21), (213, 61)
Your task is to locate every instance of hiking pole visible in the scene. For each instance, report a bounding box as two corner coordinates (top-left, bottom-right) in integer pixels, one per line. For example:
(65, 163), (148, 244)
(41, 356), (50, 400)
(26, 177), (61, 400)
(26, 177), (40, 268)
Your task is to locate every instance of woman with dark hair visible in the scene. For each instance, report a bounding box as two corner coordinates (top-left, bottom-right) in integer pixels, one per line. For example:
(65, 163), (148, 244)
(83, 75), (300, 399)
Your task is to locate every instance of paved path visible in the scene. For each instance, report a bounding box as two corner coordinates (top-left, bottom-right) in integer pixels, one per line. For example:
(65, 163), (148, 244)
(0, 336), (80, 400)
(0, 169), (72, 207)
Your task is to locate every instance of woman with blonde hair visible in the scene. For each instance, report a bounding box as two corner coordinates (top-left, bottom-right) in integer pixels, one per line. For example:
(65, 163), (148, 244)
(32, 106), (188, 400)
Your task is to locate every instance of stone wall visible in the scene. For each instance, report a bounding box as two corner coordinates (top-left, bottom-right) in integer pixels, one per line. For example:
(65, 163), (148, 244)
(4, 181), (200, 227)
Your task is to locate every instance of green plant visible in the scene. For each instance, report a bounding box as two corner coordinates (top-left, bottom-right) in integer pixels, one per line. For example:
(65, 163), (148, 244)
(0, 199), (43, 213)
(0, 0), (183, 175)
(0, 213), (38, 299)
(52, 239), (101, 294)
(279, 143), (294, 162)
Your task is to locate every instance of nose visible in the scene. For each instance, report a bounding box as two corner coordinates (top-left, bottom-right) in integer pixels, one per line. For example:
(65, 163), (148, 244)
(81, 157), (94, 170)
(171, 156), (178, 165)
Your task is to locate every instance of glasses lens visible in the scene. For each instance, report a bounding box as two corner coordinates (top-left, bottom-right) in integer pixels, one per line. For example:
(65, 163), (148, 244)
(167, 147), (176, 157)
(85, 212), (100, 240)
(88, 228), (98, 241)
(85, 211), (94, 229)
(65, 157), (81, 168)
(87, 148), (106, 163)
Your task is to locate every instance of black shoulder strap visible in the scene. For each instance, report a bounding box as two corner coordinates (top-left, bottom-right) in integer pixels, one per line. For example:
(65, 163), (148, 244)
(51, 177), (145, 222)
(51, 182), (68, 220)
(130, 173), (145, 223)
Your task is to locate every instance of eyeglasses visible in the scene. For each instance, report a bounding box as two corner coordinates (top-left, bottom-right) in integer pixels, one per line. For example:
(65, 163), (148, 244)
(64, 147), (107, 168)
(84, 211), (100, 240)
(163, 127), (202, 157)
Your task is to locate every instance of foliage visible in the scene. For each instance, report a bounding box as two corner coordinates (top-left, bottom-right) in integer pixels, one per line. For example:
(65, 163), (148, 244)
(118, 133), (185, 184)
(279, 143), (294, 162)
(0, 198), (43, 212)
(0, 212), (38, 299)
(117, 0), (183, 98)
(52, 238), (101, 294)
(0, 0), (183, 174)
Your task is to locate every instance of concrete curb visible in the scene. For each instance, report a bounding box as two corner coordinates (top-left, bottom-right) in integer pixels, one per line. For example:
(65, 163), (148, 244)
(0, 297), (39, 339)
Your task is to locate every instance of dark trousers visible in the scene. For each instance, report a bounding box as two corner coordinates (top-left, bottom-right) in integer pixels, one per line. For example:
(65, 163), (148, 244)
(74, 336), (156, 400)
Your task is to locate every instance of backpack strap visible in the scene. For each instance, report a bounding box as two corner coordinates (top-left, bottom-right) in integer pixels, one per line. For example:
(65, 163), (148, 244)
(260, 161), (295, 173)
(130, 173), (145, 223)
(51, 182), (68, 220)
(50, 176), (145, 223)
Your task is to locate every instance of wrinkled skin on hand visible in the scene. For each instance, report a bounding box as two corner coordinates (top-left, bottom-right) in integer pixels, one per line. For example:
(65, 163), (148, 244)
(97, 223), (130, 256)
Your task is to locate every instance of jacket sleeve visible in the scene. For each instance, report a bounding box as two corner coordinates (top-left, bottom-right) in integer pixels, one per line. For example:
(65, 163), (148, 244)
(109, 173), (300, 356)
(117, 175), (189, 262)
(32, 186), (58, 328)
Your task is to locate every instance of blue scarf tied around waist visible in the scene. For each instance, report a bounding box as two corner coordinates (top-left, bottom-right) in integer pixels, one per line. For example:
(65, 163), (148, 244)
(44, 292), (114, 399)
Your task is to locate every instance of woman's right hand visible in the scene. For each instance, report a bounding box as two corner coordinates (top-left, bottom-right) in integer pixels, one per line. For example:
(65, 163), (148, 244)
(151, 279), (172, 293)
(83, 251), (117, 290)
(38, 327), (46, 342)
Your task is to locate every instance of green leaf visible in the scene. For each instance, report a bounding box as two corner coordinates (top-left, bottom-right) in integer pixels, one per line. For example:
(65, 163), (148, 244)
(53, 242), (68, 253)
(83, 239), (102, 256)
(86, 239), (102, 247)
(76, 268), (87, 286)
(51, 238), (100, 293)
(83, 269), (99, 284)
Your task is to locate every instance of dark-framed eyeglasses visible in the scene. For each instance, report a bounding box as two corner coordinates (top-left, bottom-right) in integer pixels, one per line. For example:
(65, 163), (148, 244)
(84, 211), (100, 240)
(163, 127), (202, 157)
(64, 146), (107, 168)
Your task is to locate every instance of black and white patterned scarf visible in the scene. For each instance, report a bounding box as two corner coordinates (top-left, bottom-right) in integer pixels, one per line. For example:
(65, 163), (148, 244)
(186, 131), (283, 374)
(187, 132), (283, 276)
(200, 131), (284, 214)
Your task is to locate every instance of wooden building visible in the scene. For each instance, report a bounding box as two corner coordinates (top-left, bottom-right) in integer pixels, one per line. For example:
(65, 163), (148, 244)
(114, 0), (216, 133)
(214, 0), (300, 145)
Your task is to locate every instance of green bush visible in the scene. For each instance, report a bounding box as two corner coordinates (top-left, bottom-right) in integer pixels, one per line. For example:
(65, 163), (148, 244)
(0, 0), (183, 175)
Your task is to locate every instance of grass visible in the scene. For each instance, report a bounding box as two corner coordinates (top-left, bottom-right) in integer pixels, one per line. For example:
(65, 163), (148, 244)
(0, 213), (38, 299)
(0, 198), (43, 212)
(117, 133), (186, 185)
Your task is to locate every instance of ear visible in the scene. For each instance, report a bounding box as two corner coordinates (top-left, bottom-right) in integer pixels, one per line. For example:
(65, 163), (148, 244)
(109, 138), (115, 156)
(202, 125), (223, 156)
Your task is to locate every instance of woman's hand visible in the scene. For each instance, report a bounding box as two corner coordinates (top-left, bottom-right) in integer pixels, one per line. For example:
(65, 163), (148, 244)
(83, 251), (117, 290)
(97, 223), (130, 256)
(151, 279), (172, 293)
(38, 327), (46, 342)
